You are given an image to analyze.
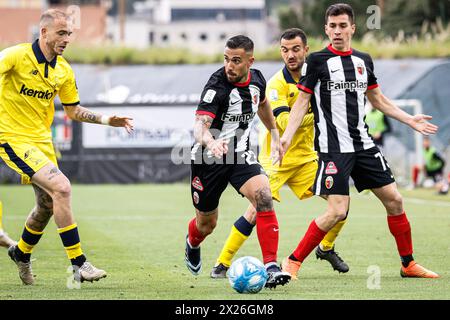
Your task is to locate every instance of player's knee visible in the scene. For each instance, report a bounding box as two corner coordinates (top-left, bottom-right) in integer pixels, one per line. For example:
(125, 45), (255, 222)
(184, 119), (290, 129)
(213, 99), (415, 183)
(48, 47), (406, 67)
(52, 180), (72, 200)
(197, 219), (216, 235)
(326, 203), (348, 222)
(386, 192), (403, 213)
(335, 211), (348, 221)
(326, 208), (346, 221)
(255, 187), (273, 212)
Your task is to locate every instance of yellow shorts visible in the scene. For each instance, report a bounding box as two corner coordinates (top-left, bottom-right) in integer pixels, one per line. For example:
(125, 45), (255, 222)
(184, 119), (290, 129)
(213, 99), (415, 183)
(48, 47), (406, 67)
(264, 160), (318, 202)
(0, 139), (57, 184)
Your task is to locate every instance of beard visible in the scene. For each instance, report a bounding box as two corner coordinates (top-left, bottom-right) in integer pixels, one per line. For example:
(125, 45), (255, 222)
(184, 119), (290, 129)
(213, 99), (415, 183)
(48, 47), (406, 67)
(286, 61), (302, 73)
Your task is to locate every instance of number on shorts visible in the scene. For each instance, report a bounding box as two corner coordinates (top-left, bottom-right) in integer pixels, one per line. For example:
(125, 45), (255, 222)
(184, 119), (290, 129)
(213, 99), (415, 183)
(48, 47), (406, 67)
(374, 152), (387, 171)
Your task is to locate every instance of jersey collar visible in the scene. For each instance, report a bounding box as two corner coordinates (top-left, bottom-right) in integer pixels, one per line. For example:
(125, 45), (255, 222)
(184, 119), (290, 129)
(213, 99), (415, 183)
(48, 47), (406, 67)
(32, 39), (57, 68)
(233, 71), (252, 87)
(282, 66), (297, 84)
(327, 44), (353, 56)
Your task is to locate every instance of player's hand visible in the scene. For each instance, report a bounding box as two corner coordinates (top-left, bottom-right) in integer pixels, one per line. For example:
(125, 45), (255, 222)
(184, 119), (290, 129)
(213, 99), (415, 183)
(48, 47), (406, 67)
(207, 139), (229, 158)
(270, 130), (283, 166)
(409, 114), (438, 135)
(109, 115), (134, 134)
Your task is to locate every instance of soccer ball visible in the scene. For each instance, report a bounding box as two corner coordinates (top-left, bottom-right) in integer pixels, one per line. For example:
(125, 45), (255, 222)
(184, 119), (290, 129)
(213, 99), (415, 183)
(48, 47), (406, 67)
(228, 256), (268, 294)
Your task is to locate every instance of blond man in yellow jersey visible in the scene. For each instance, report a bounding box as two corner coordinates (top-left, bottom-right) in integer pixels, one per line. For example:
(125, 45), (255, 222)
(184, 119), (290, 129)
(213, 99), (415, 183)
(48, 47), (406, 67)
(0, 9), (133, 285)
(211, 29), (349, 279)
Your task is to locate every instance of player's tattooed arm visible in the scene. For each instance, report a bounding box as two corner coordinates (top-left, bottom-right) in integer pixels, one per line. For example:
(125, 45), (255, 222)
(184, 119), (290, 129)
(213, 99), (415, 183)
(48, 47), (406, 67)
(63, 105), (134, 133)
(64, 105), (101, 123)
(194, 114), (214, 146)
(194, 114), (228, 158)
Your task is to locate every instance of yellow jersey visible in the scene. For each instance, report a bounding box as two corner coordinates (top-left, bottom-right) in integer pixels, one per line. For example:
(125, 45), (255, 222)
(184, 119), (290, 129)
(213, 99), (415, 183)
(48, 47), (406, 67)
(259, 66), (317, 169)
(0, 40), (80, 142)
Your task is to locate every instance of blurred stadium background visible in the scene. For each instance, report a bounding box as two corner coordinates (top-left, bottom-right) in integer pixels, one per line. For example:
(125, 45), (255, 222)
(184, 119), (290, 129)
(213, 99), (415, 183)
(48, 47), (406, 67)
(0, 0), (449, 300)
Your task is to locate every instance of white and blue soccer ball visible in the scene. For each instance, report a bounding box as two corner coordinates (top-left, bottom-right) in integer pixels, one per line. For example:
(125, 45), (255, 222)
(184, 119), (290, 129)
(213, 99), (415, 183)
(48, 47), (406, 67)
(228, 256), (268, 294)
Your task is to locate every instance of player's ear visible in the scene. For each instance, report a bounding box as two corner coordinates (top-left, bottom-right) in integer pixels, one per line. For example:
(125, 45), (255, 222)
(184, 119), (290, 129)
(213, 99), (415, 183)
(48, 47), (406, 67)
(248, 55), (255, 67)
(305, 45), (309, 54)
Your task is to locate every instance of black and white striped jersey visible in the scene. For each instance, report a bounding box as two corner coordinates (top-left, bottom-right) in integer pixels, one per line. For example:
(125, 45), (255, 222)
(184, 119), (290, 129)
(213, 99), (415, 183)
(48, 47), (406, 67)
(298, 44), (378, 153)
(191, 67), (266, 160)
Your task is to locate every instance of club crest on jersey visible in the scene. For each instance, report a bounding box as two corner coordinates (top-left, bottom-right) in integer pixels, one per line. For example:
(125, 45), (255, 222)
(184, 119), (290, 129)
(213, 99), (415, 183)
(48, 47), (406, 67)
(357, 63), (365, 75)
(325, 176), (334, 189)
(192, 176), (204, 191)
(325, 161), (338, 175)
(193, 191), (200, 204)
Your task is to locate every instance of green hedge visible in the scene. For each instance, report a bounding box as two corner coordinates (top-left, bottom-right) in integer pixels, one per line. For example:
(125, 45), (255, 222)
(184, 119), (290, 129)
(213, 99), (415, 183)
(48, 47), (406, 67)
(1, 37), (449, 64)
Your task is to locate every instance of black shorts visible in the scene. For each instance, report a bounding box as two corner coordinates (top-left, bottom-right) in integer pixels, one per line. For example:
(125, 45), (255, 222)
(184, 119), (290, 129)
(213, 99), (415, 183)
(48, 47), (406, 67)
(426, 168), (444, 182)
(190, 160), (265, 212)
(313, 147), (395, 195)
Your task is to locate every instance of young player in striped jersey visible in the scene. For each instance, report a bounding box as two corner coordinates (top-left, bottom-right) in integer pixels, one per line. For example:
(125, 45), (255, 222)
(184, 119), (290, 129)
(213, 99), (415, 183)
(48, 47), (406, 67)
(280, 3), (439, 279)
(210, 29), (349, 279)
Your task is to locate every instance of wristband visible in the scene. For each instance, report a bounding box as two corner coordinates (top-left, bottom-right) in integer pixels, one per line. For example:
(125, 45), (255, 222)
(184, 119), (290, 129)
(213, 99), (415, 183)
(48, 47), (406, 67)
(100, 115), (110, 125)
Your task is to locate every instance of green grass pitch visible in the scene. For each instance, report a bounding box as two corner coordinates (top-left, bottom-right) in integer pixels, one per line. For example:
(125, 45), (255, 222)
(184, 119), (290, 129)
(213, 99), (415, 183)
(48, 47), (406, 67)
(0, 184), (448, 300)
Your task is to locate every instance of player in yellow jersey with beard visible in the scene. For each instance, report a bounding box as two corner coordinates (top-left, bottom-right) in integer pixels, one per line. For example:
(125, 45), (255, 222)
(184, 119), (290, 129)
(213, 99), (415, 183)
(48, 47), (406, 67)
(0, 9), (133, 285)
(210, 29), (349, 279)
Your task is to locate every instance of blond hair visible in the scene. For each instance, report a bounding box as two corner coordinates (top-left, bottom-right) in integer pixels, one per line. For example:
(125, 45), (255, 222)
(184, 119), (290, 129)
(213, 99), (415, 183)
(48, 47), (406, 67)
(40, 9), (69, 28)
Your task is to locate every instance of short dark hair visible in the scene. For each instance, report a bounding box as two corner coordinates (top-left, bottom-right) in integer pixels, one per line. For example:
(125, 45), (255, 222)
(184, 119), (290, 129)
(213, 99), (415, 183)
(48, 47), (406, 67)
(226, 35), (254, 54)
(280, 28), (307, 46)
(325, 3), (354, 24)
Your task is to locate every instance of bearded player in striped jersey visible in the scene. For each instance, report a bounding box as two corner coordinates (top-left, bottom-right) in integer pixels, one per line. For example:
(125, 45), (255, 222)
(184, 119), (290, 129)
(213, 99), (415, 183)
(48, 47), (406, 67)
(185, 35), (291, 288)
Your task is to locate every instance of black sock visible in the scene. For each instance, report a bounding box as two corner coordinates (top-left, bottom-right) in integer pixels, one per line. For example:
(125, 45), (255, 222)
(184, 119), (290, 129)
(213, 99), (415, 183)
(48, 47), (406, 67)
(71, 254), (87, 268)
(289, 254), (299, 262)
(401, 255), (414, 268)
(15, 247), (31, 263)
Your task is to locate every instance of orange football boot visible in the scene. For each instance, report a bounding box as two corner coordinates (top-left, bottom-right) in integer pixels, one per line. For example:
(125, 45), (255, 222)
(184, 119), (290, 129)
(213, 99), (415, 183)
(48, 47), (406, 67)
(281, 257), (302, 280)
(400, 261), (439, 278)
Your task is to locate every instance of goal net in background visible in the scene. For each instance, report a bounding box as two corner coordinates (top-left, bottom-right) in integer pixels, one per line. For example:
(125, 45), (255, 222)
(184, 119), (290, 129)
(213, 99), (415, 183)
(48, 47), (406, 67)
(381, 99), (424, 187)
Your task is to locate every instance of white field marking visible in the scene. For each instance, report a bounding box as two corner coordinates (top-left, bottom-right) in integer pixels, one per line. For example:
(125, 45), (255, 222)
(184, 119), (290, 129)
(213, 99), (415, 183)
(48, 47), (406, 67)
(352, 191), (450, 208)
(402, 197), (450, 208)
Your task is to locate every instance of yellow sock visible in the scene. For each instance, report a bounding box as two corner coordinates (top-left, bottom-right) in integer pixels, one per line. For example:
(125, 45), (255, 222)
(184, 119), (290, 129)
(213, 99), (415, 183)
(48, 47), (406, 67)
(58, 223), (85, 263)
(320, 219), (347, 251)
(217, 216), (254, 267)
(17, 225), (44, 254)
(217, 226), (249, 267)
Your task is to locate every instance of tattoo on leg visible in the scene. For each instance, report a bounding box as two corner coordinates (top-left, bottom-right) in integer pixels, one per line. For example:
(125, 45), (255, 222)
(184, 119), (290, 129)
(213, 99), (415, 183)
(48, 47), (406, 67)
(48, 166), (61, 181)
(255, 187), (273, 212)
(28, 186), (54, 231)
